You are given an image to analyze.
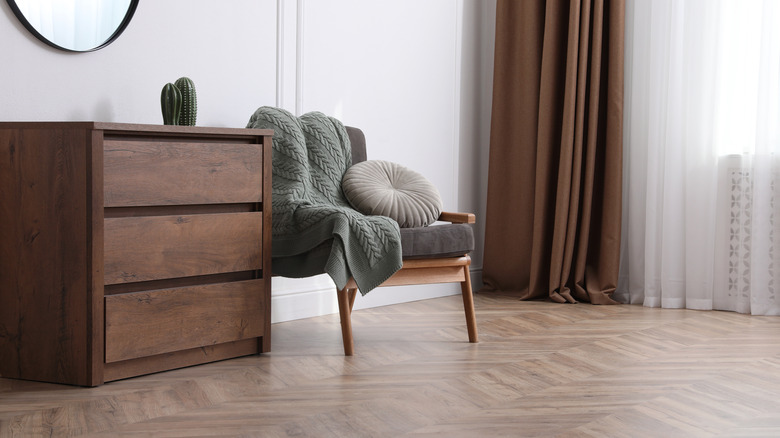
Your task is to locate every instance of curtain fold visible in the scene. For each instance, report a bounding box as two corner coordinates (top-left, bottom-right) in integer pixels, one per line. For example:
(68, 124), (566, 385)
(482, 0), (625, 304)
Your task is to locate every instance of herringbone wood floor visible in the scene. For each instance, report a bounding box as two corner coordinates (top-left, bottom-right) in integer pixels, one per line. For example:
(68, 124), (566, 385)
(2, 293), (780, 437)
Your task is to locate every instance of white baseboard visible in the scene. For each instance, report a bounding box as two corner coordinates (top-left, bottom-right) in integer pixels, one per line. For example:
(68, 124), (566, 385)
(271, 268), (483, 323)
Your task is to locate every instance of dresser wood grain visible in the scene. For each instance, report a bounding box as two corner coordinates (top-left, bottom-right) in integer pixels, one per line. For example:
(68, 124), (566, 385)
(0, 122), (273, 386)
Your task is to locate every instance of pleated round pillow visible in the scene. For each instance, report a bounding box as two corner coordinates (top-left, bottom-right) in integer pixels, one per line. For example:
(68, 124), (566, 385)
(342, 160), (443, 228)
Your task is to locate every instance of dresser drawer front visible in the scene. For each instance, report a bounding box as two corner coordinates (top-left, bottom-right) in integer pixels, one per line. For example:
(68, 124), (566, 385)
(104, 140), (263, 207)
(105, 280), (265, 363)
(104, 212), (262, 285)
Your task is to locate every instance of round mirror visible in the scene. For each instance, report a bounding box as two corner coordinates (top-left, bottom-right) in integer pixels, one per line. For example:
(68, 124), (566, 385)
(7, 0), (138, 52)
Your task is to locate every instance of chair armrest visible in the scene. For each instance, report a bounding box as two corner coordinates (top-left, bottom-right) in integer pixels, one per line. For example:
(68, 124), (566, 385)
(438, 211), (476, 224)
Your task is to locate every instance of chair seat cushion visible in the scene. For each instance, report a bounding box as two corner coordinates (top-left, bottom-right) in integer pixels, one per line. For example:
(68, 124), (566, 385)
(273, 224), (474, 276)
(342, 160), (442, 228)
(400, 224), (474, 259)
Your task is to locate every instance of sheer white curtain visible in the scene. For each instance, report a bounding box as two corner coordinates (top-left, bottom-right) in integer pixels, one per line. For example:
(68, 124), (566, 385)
(618, 0), (780, 315)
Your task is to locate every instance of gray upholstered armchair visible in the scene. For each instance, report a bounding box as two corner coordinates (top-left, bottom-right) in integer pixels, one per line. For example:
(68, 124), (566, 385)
(250, 104), (479, 356)
(334, 127), (478, 355)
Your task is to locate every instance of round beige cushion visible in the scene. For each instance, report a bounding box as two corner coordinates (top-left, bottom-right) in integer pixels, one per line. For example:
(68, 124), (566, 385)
(342, 160), (442, 228)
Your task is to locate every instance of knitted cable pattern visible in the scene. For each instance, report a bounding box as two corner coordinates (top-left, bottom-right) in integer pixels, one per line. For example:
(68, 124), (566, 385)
(247, 106), (402, 294)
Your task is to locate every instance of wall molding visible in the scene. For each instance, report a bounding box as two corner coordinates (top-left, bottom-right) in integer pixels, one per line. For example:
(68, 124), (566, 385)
(275, 0), (300, 112)
(275, 0), (284, 107)
(295, 0), (304, 115)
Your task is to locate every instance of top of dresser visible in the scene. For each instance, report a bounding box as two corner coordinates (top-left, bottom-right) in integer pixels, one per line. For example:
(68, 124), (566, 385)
(0, 121), (273, 138)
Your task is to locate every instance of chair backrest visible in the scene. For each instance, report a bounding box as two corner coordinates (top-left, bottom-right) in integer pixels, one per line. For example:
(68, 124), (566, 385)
(346, 126), (367, 165)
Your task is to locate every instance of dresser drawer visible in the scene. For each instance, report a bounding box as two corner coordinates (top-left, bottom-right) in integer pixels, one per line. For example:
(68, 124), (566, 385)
(103, 140), (263, 207)
(104, 280), (265, 363)
(104, 212), (262, 284)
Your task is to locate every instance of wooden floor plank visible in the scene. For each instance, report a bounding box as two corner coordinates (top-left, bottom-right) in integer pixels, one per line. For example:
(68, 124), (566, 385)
(2, 294), (780, 437)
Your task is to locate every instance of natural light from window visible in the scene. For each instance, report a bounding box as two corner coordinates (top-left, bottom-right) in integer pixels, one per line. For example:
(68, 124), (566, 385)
(714, 0), (779, 156)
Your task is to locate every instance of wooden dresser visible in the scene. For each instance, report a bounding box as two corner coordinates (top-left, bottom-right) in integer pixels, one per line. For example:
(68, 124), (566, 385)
(0, 122), (273, 386)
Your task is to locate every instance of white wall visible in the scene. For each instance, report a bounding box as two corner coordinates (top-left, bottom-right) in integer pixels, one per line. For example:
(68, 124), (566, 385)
(0, 0), (495, 323)
(0, 1), (277, 127)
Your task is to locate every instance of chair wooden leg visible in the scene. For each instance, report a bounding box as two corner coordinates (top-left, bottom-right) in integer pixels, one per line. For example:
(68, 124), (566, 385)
(337, 287), (355, 356)
(460, 266), (478, 343)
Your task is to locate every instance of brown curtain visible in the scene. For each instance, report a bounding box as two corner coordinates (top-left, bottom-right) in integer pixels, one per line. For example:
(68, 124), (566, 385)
(481, 0), (624, 304)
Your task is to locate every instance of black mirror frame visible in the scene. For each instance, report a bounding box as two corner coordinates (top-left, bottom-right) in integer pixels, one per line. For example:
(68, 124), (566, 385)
(6, 0), (139, 52)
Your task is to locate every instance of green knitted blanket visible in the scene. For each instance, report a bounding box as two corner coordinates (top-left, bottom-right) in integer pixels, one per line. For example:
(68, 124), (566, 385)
(247, 107), (402, 294)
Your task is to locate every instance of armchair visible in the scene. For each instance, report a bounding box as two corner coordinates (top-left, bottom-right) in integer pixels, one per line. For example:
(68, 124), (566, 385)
(248, 105), (479, 356)
(336, 127), (478, 355)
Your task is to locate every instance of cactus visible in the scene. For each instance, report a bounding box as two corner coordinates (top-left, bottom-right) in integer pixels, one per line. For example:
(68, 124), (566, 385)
(174, 77), (197, 126)
(160, 83), (182, 125)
